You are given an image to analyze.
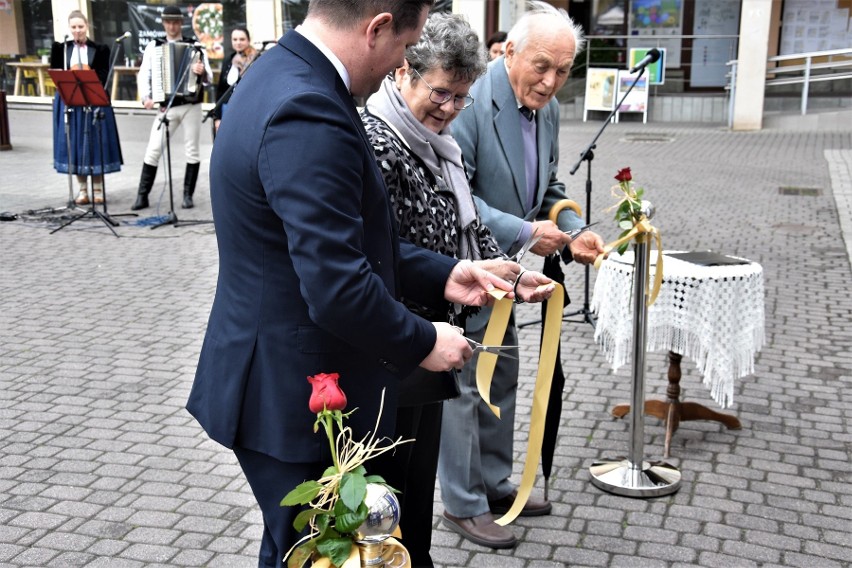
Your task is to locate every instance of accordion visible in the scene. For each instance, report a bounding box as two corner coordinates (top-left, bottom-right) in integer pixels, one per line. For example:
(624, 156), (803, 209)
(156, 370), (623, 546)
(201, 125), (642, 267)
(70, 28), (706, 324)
(151, 42), (203, 103)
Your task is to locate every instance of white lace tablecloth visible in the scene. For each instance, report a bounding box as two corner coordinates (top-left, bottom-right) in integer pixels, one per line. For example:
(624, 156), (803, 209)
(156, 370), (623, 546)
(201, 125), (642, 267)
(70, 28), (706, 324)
(592, 251), (765, 408)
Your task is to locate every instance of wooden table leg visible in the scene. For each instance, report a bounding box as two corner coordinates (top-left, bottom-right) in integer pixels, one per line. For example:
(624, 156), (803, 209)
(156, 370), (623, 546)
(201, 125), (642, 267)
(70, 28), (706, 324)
(13, 68), (22, 96)
(37, 69), (46, 97)
(611, 351), (741, 457)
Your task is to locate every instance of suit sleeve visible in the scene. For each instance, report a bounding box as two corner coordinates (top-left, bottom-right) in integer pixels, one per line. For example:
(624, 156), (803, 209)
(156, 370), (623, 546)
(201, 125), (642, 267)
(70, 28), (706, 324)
(258, 92), (445, 374)
(452, 101), (526, 254)
(539, 103), (583, 232)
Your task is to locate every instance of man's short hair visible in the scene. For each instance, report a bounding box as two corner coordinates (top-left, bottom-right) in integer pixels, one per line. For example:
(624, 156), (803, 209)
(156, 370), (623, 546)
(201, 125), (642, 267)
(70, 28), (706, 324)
(308, 0), (433, 34)
(507, 0), (586, 55)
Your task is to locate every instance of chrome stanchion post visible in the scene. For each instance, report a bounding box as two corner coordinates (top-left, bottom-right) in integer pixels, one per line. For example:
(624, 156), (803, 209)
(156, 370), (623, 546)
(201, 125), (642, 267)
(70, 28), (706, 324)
(589, 202), (681, 498)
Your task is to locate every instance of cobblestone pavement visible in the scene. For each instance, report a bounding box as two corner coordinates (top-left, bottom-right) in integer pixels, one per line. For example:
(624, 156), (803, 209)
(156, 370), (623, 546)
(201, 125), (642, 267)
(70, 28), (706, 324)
(1, 106), (850, 568)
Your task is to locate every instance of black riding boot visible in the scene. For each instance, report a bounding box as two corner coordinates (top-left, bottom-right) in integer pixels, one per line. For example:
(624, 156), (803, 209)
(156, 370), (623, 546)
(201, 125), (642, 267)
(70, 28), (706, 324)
(182, 162), (200, 209)
(131, 163), (158, 211)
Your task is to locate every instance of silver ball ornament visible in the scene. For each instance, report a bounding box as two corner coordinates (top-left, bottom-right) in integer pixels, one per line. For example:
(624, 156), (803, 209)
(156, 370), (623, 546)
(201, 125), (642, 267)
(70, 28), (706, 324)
(356, 483), (401, 544)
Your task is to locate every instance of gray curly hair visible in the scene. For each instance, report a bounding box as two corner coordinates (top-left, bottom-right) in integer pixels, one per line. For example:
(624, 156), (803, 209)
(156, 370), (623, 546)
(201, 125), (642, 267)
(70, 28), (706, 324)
(404, 12), (487, 84)
(507, 0), (586, 55)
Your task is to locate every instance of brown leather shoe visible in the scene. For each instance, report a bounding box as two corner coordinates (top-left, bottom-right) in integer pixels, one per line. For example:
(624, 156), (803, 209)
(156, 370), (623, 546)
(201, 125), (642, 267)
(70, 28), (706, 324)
(489, 489), (552, 517)
(442, 511), (517, 549)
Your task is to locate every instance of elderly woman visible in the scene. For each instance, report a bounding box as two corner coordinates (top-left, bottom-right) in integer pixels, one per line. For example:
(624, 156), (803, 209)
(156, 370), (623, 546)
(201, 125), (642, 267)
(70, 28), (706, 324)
(360, 13), (553, 566)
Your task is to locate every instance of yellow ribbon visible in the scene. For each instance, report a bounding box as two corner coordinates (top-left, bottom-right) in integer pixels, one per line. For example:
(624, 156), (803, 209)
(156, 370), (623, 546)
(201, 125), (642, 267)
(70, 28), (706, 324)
(593, 216), (663, 306)
(475, 284), (565, 526)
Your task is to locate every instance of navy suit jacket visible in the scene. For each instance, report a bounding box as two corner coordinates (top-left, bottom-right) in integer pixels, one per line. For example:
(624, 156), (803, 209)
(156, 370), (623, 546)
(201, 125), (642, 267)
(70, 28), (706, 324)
(187, 31), (456, 464)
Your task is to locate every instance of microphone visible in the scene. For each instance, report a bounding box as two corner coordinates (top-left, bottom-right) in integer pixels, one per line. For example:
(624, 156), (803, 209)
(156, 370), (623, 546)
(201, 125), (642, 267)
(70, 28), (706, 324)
(629, 48), (661, 74)
(63, 34), (69, 41)
(115, 31), (131, 43)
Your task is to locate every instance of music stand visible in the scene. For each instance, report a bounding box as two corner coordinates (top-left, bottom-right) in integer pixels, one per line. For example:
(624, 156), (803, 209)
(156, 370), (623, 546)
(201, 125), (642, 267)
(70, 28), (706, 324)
(48, 68), (121, 236)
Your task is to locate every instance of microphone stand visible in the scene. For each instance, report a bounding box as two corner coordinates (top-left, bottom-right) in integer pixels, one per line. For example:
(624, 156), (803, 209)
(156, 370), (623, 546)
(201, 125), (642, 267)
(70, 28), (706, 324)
(150, 44), (212, 230)
(563, 65), (649, 329)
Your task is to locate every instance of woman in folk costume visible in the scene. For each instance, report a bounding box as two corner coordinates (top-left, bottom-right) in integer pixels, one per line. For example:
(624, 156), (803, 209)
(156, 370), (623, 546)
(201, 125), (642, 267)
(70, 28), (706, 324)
(50, 10), (123, 205)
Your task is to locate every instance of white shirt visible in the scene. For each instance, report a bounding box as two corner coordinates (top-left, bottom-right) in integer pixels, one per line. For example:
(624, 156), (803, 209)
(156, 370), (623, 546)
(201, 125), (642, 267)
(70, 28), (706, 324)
(294, 25), (351, 93)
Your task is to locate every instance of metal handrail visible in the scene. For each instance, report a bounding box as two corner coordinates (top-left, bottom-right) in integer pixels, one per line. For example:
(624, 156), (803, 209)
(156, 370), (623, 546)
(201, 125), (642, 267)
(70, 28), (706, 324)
(764, 47), (852, 115)
(727, 47), (852, 119)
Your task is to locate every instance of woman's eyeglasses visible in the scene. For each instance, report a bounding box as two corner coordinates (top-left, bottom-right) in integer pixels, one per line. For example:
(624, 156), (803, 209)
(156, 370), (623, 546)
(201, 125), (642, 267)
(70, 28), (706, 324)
(411, 68), (474, 110)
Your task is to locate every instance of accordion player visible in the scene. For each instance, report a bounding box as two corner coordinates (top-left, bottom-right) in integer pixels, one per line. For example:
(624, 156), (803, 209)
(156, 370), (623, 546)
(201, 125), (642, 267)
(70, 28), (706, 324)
(151, 41), (204, 104)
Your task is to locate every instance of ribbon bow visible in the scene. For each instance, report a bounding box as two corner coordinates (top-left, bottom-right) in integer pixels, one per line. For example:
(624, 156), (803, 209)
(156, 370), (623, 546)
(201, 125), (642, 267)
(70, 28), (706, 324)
(594, 215), (664, 306)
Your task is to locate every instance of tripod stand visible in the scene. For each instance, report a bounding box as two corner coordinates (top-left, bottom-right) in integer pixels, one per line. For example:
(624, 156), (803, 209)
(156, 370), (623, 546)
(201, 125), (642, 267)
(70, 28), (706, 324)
(48, 68), (124, 236)
(151, 45), (212, 230)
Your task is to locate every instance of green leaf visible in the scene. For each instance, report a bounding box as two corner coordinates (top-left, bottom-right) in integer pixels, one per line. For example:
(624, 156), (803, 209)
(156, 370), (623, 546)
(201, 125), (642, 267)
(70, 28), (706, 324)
(322, 466), (338, 478)
(287, 541), (317, 568)
(351, 465), (367, 477)
(618, 219), (635, 230)
(616, 200), (631, 218)
(364, 474), (385, 484)
(339, 472), (367, 511)
(281, 480), (322, 506)
(293, 508), (323, 532)
(316, 513), (332, 534)
(317, 537), (355, 568)
(334, 501), (369, 533)
(635, 187), (644, 199)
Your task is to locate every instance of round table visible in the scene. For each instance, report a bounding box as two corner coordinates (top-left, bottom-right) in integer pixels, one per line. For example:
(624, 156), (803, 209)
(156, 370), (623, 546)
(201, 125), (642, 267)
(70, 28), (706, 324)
(591, 250), (765, 457)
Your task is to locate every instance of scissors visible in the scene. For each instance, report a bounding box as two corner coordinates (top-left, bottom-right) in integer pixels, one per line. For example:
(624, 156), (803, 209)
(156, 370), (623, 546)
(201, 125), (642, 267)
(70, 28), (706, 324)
(564, 221), (599, 239)
(511, 229), (543, 263)
(464, 337), (519, 360)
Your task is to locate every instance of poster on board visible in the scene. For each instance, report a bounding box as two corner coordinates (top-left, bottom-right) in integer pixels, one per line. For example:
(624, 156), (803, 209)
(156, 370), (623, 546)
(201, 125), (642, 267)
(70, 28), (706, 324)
(628, 47), (666, 85)
(583, 68), (618, 121)
(628, 0), (682, 68)
(614, 69), (649, 124)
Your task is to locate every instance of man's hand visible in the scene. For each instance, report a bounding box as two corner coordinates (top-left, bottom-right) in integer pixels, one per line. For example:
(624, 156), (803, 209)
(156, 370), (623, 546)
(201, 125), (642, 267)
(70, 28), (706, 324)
(514, 270), (556, 303)
(142, 97), (155, 110)
(568, 231), (605, 265)
(529, 220), (570, 256)
(420, 322), (473, 372)
(444, 260), (513, 306)
(475, 258), (521, 282)
(192, 61), (205, 76)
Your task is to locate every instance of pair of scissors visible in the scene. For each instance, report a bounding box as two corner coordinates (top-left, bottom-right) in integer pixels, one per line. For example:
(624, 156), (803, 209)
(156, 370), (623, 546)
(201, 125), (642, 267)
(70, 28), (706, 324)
(464, 337), (519, 360)
(512, 229), (543, 263)
(564, 221), (599, 239)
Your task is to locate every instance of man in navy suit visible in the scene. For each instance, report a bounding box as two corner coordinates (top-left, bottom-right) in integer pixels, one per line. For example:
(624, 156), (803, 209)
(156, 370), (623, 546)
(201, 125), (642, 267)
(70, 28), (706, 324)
(186, 1), (514, 565)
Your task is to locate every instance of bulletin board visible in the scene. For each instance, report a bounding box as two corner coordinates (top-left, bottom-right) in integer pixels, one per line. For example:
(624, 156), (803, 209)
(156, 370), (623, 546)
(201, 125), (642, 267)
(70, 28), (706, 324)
(583, 68), (618, 122)
(614, 69), (649, 124)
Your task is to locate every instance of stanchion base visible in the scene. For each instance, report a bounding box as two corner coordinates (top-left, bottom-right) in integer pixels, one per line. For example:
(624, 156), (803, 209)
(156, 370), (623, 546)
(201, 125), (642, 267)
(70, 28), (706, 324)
(589, 458), (681, 498)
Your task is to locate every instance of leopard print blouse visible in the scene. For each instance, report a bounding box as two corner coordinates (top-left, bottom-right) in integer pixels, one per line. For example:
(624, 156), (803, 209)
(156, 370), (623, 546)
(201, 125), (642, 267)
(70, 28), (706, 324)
(361, 108), (504, 320)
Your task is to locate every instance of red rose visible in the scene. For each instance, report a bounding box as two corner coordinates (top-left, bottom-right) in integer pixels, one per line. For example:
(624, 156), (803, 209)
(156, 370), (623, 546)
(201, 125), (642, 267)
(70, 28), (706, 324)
(307, 372), (347, 413)
(615, 167), (632, 182)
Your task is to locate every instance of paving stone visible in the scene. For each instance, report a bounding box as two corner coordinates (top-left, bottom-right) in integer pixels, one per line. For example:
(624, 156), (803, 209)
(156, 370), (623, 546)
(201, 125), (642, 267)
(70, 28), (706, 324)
(2, 108), (850, 567)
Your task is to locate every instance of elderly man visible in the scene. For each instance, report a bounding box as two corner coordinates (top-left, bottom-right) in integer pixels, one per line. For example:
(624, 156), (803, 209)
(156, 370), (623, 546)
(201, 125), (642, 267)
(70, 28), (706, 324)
(438, 1), (605, 549)
(186, 1), (517, 566)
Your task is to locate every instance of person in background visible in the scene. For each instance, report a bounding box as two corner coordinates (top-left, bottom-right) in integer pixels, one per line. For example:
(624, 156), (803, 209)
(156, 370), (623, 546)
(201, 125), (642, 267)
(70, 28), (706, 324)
(361, 12), (555, 566)
(50, 10), (123, 205)
(185, 1), (519, 566)
(131, 4), (212, 211)
(485, 30), (507, 61)
(438, 1), (605, 550)
(212, 26), (258, 132)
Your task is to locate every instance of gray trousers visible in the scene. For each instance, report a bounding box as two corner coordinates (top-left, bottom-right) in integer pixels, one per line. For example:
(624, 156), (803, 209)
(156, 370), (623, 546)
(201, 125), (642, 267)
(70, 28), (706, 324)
(437, 318), (518, 517)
